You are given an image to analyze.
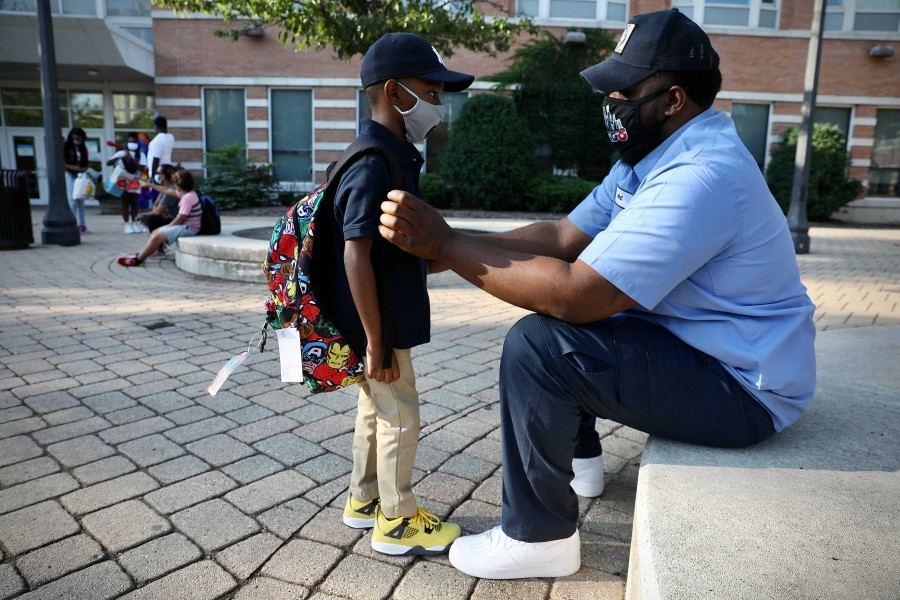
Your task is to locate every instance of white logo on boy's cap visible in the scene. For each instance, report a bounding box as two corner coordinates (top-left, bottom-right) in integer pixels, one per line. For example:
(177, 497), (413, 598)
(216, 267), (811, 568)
(614, 24), (635, 54)
(431, 46), (445, 66)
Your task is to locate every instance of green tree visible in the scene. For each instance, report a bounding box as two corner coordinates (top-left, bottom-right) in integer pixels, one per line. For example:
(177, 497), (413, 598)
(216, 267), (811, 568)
(440, 93), (533, 211)
(765, 124), (863, 221)
(488, 30), (616, 180)
(152, 0), (536, 60)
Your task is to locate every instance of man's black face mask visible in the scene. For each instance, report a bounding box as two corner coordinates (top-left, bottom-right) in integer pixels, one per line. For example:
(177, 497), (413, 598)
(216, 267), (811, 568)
(602, 86), (672, 167)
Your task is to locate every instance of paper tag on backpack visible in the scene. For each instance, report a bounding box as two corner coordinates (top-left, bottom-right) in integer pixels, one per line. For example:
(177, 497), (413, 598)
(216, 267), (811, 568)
(275, 328), (304, 382)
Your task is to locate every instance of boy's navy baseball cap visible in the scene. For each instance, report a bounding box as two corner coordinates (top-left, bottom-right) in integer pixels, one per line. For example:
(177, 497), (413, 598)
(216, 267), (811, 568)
(360, 33), (475, 92)
(580, 8), (719, 93)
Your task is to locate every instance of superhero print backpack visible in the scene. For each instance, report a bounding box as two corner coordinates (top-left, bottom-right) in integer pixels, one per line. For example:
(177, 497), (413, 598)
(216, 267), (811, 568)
(262, 138), (403, 393)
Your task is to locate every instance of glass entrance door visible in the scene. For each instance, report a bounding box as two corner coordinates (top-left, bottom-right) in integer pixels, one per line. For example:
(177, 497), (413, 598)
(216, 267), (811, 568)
(7, 130), (46, 201)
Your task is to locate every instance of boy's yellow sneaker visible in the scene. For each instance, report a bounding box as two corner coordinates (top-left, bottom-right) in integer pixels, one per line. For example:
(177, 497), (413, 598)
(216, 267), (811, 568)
(342, 494), (380, 529)
(371, 506), (461, 556)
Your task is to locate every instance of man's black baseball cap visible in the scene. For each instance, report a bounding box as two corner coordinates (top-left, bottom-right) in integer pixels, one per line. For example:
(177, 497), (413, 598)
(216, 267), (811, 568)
(360, 33), (475, 93)
(580, 8), (719, 93)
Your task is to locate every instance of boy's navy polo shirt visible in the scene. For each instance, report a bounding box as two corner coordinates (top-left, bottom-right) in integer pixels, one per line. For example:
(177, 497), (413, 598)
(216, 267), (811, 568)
(325, 119), (430, 353)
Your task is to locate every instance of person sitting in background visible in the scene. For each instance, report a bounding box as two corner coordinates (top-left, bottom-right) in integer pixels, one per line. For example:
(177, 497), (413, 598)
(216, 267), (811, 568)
(118, 169), (201, 267)
(139, 164), (182, 232)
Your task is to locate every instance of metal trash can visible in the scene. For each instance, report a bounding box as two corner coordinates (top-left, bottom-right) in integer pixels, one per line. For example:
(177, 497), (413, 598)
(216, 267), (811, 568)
(0, 170), (34, 250)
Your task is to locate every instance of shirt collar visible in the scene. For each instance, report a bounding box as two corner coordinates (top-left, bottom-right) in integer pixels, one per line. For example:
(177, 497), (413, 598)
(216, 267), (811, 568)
(358, 119), (423, 169)
(632, 107), (716, 182)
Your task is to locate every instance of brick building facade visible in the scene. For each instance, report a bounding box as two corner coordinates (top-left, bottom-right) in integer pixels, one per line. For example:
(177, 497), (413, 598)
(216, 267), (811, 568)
(1, 0), (898, 218)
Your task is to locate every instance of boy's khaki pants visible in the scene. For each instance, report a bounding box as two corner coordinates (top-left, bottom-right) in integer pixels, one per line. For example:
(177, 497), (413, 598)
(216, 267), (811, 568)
(349, 348), (419, 520)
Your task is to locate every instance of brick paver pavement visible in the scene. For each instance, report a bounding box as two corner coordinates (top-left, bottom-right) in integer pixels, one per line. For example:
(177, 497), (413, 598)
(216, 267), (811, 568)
(1, 211), (898, 600)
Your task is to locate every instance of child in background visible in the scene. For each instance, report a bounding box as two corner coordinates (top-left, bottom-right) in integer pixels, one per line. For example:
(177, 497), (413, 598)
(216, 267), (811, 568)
(117, 169), (200, 267)
(107, 131), (146, 234)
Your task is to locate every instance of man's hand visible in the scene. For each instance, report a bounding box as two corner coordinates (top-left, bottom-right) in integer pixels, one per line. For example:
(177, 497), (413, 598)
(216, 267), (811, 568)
(379, 191), (454, 261)
(366, 347), (399, 384)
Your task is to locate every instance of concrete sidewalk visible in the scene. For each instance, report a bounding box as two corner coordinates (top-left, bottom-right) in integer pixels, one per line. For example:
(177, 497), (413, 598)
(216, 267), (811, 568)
(0, 210), (898, 599)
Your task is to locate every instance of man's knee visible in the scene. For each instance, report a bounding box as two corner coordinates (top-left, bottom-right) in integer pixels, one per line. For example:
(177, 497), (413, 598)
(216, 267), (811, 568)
(503, 314), (545, 359)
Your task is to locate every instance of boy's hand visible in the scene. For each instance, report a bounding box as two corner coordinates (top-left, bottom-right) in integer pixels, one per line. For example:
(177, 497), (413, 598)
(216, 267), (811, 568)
(366, 347), (399, 384)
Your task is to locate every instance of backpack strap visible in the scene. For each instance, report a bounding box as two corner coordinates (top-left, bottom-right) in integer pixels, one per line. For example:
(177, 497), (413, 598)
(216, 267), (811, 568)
(323, 138), (405, 371)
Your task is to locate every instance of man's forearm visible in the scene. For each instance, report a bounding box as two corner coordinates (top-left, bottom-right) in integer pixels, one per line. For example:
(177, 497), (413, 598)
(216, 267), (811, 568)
(436, 231), (634, 323)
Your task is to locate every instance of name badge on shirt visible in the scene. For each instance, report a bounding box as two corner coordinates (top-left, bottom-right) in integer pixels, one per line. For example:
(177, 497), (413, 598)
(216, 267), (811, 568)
(614, 186), (633, 209)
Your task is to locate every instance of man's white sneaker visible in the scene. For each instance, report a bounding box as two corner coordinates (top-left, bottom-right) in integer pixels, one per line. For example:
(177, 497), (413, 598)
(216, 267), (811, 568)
(123, 222), (133, 234)
(571, 455), (605, 497)
(448, 526), (580, 579)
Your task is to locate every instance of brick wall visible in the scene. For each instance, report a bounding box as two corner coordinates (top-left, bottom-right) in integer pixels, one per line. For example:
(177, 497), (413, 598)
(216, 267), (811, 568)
(153, 1), (900, 192)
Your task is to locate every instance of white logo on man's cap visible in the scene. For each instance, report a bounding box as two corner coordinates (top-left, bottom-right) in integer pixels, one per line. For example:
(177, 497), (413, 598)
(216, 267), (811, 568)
(431, 46), (445, 66)
(614, 24), (635, 54)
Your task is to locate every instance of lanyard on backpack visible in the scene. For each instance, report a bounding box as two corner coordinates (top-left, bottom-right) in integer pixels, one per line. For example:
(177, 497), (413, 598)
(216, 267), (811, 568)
(207, 324), (268, 396)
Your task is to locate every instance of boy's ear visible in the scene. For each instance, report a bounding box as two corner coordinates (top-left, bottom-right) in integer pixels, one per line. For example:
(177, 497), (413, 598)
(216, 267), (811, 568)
(383, 80), (402, 108)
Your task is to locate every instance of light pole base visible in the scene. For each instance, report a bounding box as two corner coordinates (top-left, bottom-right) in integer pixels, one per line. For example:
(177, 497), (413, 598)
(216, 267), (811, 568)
(791, 229), (810, 254)
(41, 220), (80, 247)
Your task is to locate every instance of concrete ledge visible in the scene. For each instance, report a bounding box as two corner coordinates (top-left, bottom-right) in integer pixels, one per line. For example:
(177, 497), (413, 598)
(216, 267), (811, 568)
(176, 222), (269, 282)
(832, 197), (900, 225)
(626, 325), (900, 600)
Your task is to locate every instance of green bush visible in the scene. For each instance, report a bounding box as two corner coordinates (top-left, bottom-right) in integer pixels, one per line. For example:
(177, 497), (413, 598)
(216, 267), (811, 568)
(201, 142), (281, 210)
(439, 93), (534, 211)
(765, 124), (863, 221)
(420, 173), (450, 208)
(524, 176), (599, 213)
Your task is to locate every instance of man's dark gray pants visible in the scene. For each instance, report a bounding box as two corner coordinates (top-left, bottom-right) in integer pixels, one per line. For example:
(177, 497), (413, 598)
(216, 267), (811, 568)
(500, 314), (776, 543)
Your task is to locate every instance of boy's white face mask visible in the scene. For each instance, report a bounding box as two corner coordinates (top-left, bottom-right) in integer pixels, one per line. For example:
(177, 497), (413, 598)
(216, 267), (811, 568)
(394, 81), (445, 144)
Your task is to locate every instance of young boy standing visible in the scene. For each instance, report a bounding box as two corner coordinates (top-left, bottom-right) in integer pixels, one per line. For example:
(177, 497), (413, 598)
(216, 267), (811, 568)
(330, 33), (474, 556)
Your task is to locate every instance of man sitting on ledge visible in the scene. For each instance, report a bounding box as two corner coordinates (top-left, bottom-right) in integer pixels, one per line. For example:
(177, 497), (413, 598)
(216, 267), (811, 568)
(377, 8), (816, 579)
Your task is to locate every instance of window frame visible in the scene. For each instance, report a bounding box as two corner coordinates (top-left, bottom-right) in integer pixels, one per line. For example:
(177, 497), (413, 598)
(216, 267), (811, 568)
(823, 0), (900, 32)
(730, 101), (772, 170)
(268, 87), (314, 186)
(869, 107), (900, 197)
(517, 0), (628, 24)
(202, 87), (248, 176)
(671, 0), (780, 29)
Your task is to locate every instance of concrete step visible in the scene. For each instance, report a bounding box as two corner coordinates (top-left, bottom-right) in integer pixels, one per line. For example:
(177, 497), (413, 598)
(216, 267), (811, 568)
(626, 325), (900, 599)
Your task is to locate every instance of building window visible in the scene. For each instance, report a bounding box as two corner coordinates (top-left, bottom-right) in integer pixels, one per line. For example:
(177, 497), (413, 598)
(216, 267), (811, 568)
(870, 109), (900, 197)
(731, 103), (770, 170)
(105, 0), (150, 17)
(61, 0), (96, 15)
(112, 91), (154, 144)
(0, 1), (35, 12)
(824, 0), (900, 31)
(358, 90), (372, 126)
(270, 89), (313, 183)
(518, 0), (627, 21)
(0, 88), (88, 128)
(121, 27), (153, 45)
(1, 88), (44, 127)
(204, 88), (246, 153)
(69, 91), (104, 129)
(815, 106), (851, 146)
(672, 0), (778, 28)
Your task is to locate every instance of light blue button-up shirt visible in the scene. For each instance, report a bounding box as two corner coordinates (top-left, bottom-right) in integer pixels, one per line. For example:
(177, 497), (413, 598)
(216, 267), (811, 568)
(569, 108), (816, 431)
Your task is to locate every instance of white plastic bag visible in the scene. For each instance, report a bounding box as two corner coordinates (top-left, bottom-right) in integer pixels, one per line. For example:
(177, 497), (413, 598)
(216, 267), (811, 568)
(73, 172), (94, 200)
